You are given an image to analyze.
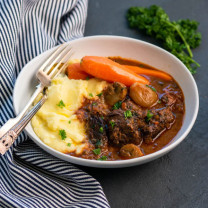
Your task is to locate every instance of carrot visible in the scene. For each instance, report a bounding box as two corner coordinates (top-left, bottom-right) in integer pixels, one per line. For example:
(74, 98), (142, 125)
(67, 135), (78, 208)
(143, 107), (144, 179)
(66, 63), (90, 80)
(124, 65), (172, 81)
(80, 56), (149, 86)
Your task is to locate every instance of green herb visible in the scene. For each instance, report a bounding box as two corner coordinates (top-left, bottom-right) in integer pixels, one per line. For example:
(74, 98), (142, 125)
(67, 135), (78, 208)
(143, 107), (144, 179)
(89, 93), (93, 97)
(93, 148), (101, 155)
(101, 116), (104, 120)
(86, 76), (90, 80)
(59, 129), (67, 140)
(109, 120), (115, 128)
(139, 64), (144, 68)
(68, 120), (71, 124)
(97, 156), (108, 161)
(127, 5), (201, 74)
(124, 110), (132, 119)
(95, 140), (102, 147)
(97, 93), (103, 97)
(99, 127), (104, 133)
(113, 101), (122, 110)
(146, 110), (154, 122)
(146, 85), (157, 92)
(92, 102), (97, 106)
(57, 100), (65, 108)
(67, 143), (71, 147)
(158, 100), (161, 104)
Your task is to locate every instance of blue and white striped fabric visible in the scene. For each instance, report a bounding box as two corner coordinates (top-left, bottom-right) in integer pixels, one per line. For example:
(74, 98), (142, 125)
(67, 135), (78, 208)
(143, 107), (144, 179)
(0, 0), (110, 207)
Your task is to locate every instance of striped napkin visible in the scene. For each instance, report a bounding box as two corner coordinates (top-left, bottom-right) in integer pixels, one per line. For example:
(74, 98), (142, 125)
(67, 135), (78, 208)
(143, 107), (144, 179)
(0, 0), (109, 207)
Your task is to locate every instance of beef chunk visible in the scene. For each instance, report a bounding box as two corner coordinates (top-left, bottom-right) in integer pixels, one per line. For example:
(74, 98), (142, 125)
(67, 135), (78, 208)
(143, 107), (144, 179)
(161, 92), (184, 112)
(161, 93), (176, 106)
(142, 107), (175, 144)
(76, 99), (109, 145)
(107, 109), (142, 146)
(87, 114), (108, 144)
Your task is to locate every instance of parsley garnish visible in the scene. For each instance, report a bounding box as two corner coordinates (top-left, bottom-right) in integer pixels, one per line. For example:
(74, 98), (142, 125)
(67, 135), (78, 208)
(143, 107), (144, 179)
(67, 143), (71, 147)
(158, 100), (161, 104)
(124, 110), (132, 119)
(86, 76), (90, 80)
(99, 127), (104, 133)
(109, 121), (115, 128)
(146, 85), (157, 92)
(93, 148), (101, 155)
(113, 101), (122, 110)
(146, 110), (154, 122)
(92, 102), (97, 106)
(97, 156), (107, 161)
(89, 93), (93, 97)
(97, 93), (103, 97)
(127, 5), (201, 74)
(59, 129), (67, 140)
(68, 120), (71, 124)
(57, 100), (65, 108)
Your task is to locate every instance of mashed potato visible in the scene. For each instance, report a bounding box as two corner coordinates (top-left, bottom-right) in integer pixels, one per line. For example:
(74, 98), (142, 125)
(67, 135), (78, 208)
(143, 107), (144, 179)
(31, 74), (107, 154)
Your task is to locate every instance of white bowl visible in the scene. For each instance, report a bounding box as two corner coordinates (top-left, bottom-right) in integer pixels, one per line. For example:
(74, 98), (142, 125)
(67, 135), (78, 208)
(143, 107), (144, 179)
(13, 35), (199, 168)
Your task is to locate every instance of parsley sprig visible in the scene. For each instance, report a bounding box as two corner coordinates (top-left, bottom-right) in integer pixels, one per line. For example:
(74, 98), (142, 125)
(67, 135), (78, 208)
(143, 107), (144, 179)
(127, 5), (201, 74)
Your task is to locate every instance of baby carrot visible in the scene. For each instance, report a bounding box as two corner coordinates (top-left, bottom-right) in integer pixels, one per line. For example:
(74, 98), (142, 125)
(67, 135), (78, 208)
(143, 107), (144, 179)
(80, 56), (149, 86)
(124, 65), (172, 81)
(67, 63), (90, 80)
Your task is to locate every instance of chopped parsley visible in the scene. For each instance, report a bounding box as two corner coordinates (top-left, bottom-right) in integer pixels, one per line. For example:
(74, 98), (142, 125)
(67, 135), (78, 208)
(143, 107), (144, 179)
(124, 110), (132, 119)
(57, 100), (65, 108)
(92, 102), (97, 106)
(109, 120), (115, 128)
(113, 101), (122, 110)
(97, 92), (103, 97)
(146, 110), (154, 122)
(101, 116), (104, 120)
(68, 120), (71, 124)
(67, 143), (71, 147)
(93, 148), (101, 155)
(59, 129), (67, 140)
(97, 156), (107, 161)
(158, 100), (161, 104)
(95, 140), (102, 147)
(146, 85), (157, 92)
(99, 127), (104, 133)
(86, 76), (90, 80)
(89, 93), (93, 97)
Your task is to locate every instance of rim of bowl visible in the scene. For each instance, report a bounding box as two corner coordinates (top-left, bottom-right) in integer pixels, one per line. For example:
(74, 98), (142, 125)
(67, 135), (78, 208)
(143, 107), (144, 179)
(13, 35), (199, 167)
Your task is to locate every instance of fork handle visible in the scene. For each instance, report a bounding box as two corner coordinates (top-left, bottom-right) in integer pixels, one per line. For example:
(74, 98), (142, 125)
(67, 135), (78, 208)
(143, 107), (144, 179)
(0, 95), (47, 155)
(0, 85), (44, 138)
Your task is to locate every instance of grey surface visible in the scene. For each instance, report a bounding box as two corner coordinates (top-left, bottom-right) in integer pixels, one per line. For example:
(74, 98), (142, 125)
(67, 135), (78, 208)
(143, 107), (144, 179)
(80, 0), (208, 207)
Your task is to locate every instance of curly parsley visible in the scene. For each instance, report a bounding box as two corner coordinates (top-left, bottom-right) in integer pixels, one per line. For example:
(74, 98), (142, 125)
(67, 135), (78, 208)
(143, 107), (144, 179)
(97, 156), (107, 161)
(59, 129), (67, 140)
(93, 148), (101, 155)
(124, 110), (132, 119)
(127, 5), (201, 74)
(57, 100), (65, 108)
(146, 110), (154, 122)
(113, 101), (122, 110)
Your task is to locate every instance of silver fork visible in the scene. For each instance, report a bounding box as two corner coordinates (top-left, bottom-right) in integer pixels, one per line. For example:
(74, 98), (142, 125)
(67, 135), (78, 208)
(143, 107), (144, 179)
(0, 44), (73, 155)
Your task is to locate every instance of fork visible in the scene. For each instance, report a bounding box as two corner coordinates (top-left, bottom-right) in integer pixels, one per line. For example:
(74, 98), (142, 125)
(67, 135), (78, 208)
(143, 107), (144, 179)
(0, 44), (73, 155)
